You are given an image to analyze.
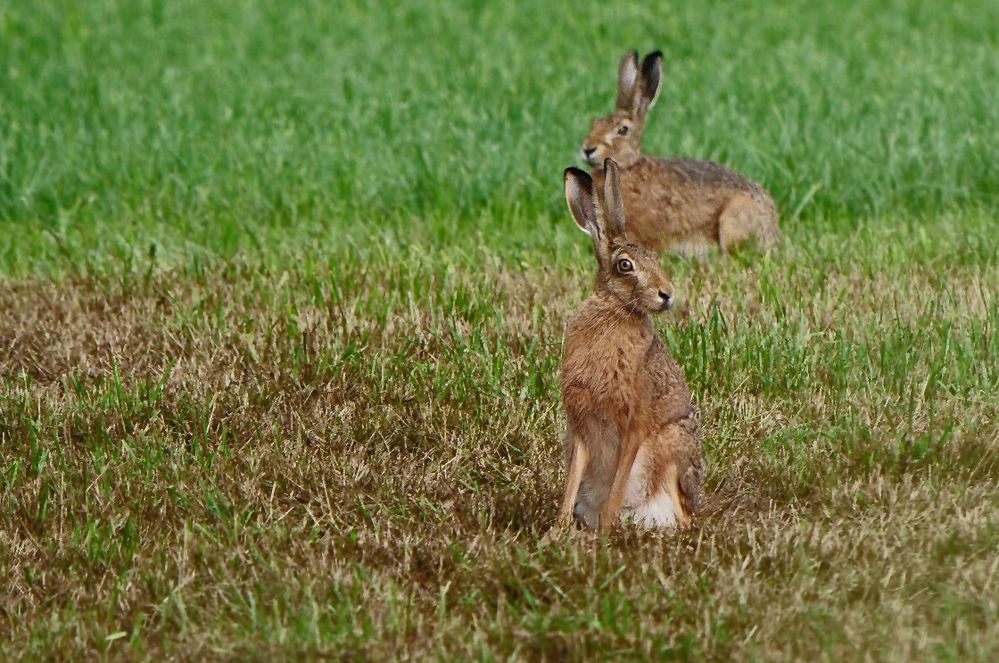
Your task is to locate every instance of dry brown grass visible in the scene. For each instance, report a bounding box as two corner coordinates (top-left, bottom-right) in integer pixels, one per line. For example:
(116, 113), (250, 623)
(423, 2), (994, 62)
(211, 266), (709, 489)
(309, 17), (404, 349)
(1, 247), (997, 659)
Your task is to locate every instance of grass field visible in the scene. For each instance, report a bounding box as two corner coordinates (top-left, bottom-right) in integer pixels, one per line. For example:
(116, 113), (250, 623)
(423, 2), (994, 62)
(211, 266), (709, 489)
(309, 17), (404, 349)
(2, 0), (998, 659)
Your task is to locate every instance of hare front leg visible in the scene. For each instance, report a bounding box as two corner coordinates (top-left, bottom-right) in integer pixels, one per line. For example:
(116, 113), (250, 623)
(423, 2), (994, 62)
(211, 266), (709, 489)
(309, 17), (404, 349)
(559, 434), (589, 525)
(599, 431), (641, 528)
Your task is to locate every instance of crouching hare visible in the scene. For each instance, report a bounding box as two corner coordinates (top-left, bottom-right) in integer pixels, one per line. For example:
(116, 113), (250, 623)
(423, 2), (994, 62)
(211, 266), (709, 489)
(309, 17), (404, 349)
(581, 51), (780, 256)
(559, 159), (705, 530)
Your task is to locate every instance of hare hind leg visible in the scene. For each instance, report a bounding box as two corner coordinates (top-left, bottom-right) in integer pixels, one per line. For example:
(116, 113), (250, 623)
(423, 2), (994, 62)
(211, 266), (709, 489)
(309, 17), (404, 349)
(626, 464), (688, 529)
(625, 418), (701, 530)
(718, 193), (779, 252)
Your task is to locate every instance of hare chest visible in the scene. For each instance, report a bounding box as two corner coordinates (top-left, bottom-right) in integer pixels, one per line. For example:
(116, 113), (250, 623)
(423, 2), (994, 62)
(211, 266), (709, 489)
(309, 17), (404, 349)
(561, 316), (655, 428)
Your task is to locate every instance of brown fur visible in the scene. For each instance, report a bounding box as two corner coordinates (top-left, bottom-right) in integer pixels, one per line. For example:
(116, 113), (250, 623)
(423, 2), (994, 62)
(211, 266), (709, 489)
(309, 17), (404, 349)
(560, 159), (705, 530)
(581, 51), (781, 255)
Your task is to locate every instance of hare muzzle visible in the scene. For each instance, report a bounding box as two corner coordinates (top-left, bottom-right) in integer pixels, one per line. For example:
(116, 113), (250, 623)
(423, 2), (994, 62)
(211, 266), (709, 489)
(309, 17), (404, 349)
(658, 291), (673, 310)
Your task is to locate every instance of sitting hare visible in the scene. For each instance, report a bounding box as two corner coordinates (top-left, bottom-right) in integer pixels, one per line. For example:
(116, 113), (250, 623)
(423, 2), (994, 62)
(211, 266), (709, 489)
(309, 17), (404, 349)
(581, 51), (780, 256)
(559, 158), (705, 530)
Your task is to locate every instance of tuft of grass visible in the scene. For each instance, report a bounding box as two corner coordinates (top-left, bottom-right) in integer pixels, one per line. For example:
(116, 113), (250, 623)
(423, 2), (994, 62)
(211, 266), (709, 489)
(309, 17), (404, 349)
(1, 0), (998, 659)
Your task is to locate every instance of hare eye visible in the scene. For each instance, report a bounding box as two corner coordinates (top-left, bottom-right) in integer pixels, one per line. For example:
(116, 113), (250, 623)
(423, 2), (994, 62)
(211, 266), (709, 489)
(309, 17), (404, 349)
(617, 125), (630, 136)
(617, 258), (634, 273)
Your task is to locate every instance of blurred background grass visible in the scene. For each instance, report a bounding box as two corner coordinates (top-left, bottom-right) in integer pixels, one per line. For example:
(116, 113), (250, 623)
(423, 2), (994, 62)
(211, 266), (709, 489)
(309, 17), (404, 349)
(1, 0), (997, 276)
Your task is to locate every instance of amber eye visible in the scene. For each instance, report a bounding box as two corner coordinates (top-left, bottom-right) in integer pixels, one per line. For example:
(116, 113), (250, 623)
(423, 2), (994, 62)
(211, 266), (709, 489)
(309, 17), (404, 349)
(617, 258), (634, 273)
(617, 125), (630, 136)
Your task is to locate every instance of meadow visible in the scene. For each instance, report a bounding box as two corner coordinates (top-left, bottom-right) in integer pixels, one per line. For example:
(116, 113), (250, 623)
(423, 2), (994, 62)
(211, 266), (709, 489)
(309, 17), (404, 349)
(1, 0), (998, 659)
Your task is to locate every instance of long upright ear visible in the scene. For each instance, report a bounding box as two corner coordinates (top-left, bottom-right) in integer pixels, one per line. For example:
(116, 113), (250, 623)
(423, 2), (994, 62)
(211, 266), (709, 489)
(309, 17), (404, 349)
(637, 51), (663, 115)
(564, 167), (597, 236)
(564, 167), (610, 263)
(615, 51), (640, 111)
(601, 159), (626, 238)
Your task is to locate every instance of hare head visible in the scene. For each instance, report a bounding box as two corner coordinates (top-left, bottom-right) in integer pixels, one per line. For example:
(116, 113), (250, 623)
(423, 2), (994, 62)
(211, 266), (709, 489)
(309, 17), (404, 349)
(580, 51), (663, 170)
(564, 158), (674, 314)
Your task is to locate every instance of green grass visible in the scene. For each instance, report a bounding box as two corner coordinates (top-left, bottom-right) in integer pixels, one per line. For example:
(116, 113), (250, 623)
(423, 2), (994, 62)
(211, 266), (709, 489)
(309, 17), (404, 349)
(2, 0), (997, 276)
(1, 0), (998, 659)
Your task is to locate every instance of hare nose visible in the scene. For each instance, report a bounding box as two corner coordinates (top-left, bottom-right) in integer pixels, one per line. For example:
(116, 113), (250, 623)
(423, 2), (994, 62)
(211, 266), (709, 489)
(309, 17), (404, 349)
(659, 291), (672, 308)
(583, 147), (596, 157)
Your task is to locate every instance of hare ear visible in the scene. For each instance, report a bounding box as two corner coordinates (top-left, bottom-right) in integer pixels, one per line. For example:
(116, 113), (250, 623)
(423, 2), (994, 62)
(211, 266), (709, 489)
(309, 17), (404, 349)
(602, 159), (626, 238)
(637, 51), (664, 115)
(566, 167), (612, 265)
(616, 51), (640, 111)
(564, 167), (599, 237)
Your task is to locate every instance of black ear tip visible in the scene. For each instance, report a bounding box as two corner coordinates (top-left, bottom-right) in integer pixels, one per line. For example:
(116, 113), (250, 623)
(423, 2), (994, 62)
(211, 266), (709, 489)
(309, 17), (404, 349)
(649, 50), (663, 60)
(564, 166), (592, 186)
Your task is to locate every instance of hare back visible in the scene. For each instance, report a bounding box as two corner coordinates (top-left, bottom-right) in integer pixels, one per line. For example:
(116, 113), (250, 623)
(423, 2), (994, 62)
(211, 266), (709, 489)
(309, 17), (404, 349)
(601, 157), (777, 252)
(649, 157), (769, 194)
